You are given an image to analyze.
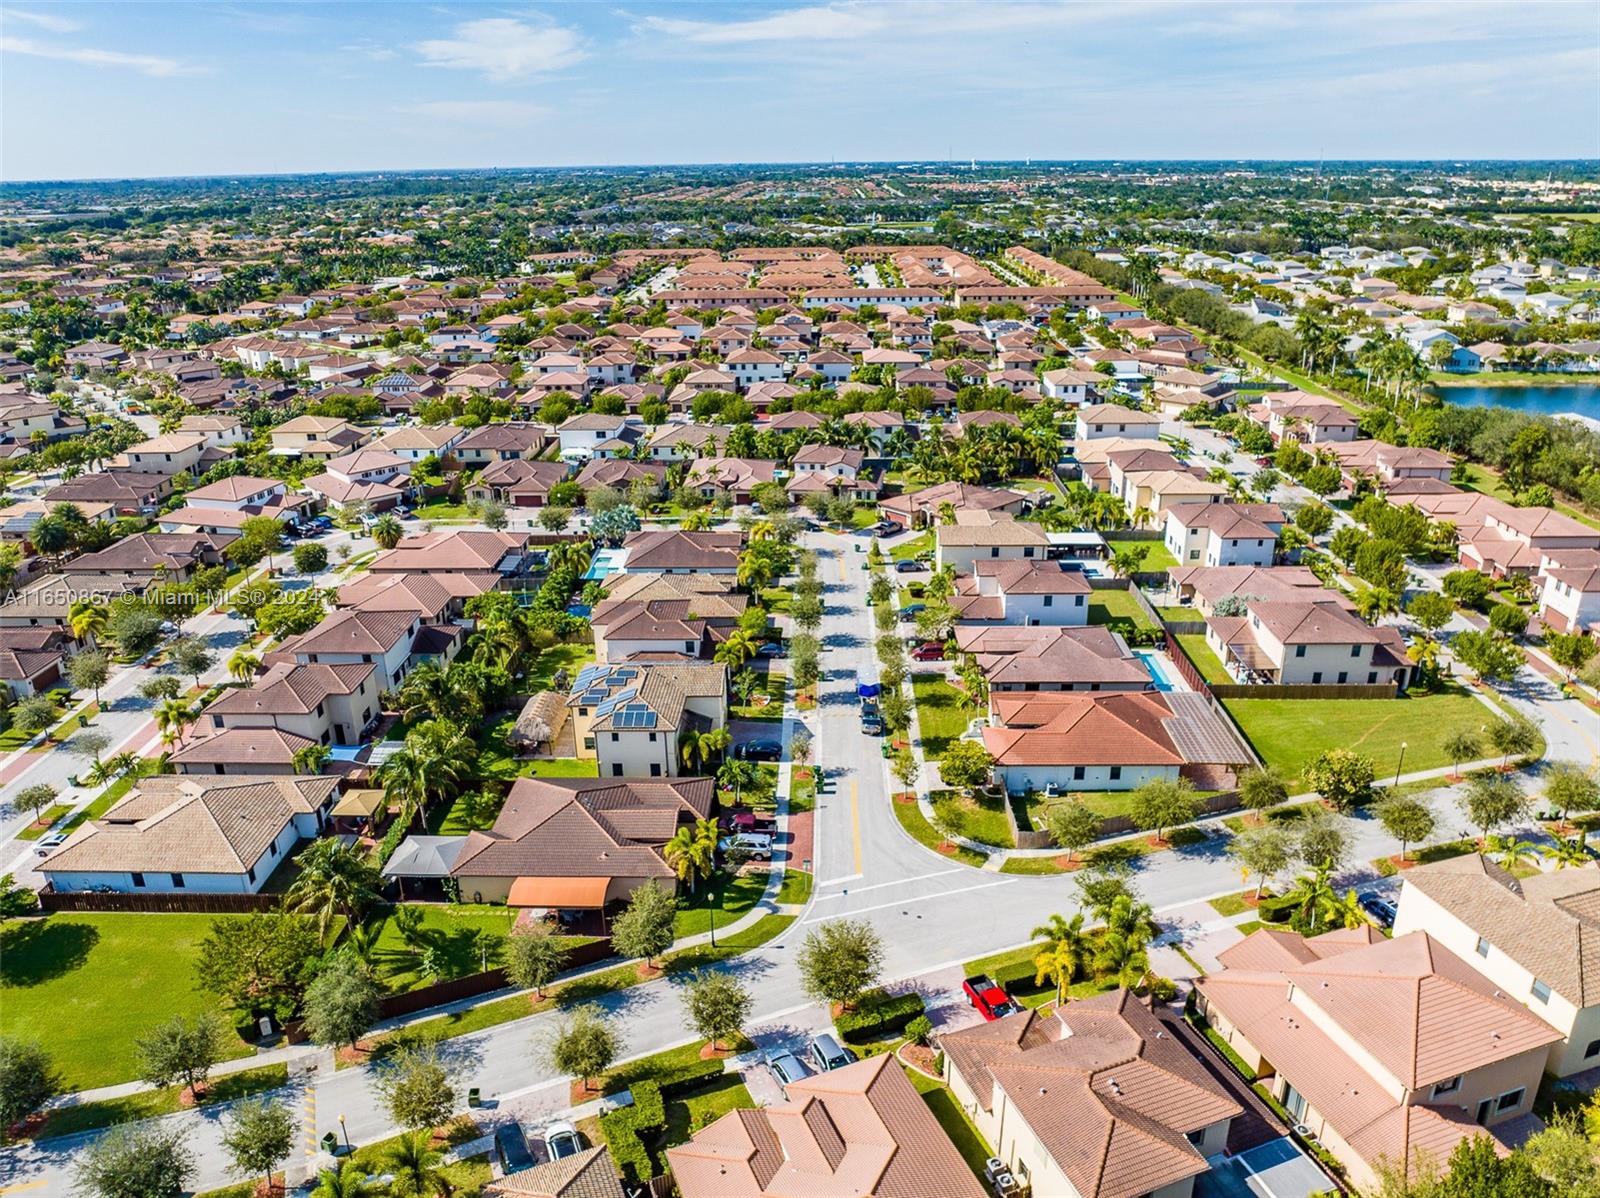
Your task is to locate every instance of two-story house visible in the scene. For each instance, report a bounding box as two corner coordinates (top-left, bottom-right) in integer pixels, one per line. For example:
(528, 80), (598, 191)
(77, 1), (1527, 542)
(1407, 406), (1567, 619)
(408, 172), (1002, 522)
(935, 511), (1052, 573)
(568, 662), (728, 779)
(1164, 502), (1284, 568)
(951, 560), (1091, 626)
(1204, 599), (1414, 689)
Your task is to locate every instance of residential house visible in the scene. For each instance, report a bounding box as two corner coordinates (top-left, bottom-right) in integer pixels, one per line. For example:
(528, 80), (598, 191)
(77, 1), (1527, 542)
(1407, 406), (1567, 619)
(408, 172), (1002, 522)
(202, 660), (380, 746)
(1395, 854), (1600, 1077)
(276, 607), (461, 695)
(668, 1054), (986, 1198)
(451, 422), (550, 465)
(951, 560), (1091, 626)
(1197, 927), (1560, 1191)
(880, 481), (1030, 529)
(450, 776), (715, 909)
(1205, 599), (1414, 688)
(935, 511), (1052, 573)
(1249, 392), (1360, 445)
(568, 661), (728, 778)
(621, 530), (742, 575)
(1166, 565), (1348, 616)
(0, 627), (68, 697)
(270, 416), (366, 460)
(302, 448), (411, 512)
(556, 413), (642, 461)
(941, 990), (1241, 1198)
(468, 459), (570, 508)
(1075, 404), (1162, 441)
(371, 425), (466, 462)
(38, 775), (337, 895)
(683, 458), (779, 505)
(954, 625), (1151, 694)
(1164, 503), (1284, 569)
(1539, 561), (1600, 633)
(645, 422), (731, 462)
(1327, 440), (1454, 489)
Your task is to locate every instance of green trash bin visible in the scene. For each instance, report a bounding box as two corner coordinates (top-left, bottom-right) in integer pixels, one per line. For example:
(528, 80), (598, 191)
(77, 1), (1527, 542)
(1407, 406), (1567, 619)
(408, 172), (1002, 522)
(321, 1131), (338, 1154)
(468, 1087), (481, 1107)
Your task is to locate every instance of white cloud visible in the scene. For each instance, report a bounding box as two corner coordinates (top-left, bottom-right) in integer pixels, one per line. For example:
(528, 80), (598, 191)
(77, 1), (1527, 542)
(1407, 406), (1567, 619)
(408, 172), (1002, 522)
(640, 4), (888, 44)
(0, 34), (202, 76)
(402, 99), (549, 126)
(414, 16), (583, 81)
(2, 8), (82, 33)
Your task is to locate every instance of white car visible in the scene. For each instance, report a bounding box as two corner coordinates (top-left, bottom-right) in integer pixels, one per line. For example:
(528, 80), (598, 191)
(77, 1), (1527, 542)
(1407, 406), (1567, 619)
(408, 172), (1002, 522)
(35, 831), (67, 855)
(718, 833), (773, 860)
(542, 1120), (582, 1160)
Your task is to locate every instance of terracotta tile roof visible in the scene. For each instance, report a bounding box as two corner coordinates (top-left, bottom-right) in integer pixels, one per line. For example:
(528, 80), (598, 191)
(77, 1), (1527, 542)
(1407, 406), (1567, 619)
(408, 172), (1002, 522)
(168, 727), (318, 767)
(208, 661), (374, 716)
(1402, 853), (1600, 1005)
(943, 992), (1240, 1198)
(290, 608), (416, 656)
(622, 530), (742, 572)
(668, 1054), (987, 1198)
(955, 625), (1148, 689)
(984, 692), (1184, 768)
(484, 1146), (624, 1198)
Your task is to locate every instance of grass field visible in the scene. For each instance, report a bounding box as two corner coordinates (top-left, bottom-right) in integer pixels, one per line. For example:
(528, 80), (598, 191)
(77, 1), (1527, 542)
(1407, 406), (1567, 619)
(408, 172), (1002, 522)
(366, 904), (518, 992)
(904, 1069), (994, 1183)
(892, 797), (986, 866)
(890, 531), (934, 562)
(731, 668), (786, 721)
(1087, 585), (1157, 630)
(527, 642), (596, 693)
(775, 868), (813, 906)
(663, 1075), (755, 1149)
(1456, 461), (1600, 531)
(1106, 538), (1178, 571)
(0, 913), (253, 1090)
(911, 672), (970, 756)
(931, 788), (1014, 848)
(673, 869), (767, 938)
(1222, 686), (1515, 781)
(38, 1062), (288, 1139)
(1174, 633), (1231, 684)
(962, 941), (1121, 1007)
(15, 804), (71, 840)
(1158, 605), (1204, 622)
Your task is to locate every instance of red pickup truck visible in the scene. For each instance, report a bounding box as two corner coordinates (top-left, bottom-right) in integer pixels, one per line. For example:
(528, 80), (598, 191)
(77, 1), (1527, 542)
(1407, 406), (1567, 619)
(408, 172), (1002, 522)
(962, 974), (1021, 1021)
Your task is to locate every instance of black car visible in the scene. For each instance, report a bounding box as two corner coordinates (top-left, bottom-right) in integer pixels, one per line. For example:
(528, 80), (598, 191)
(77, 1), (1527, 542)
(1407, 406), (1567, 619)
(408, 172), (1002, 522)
(894, 559), (924, 573)
(1357, 891), (1397, 928)
(755, 641), (787, 658)
(736, 740), (783, 762)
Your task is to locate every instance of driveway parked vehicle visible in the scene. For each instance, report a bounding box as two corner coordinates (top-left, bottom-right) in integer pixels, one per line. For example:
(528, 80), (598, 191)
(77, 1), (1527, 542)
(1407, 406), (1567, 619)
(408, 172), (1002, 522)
(962, 974), (1021, 1021)
(910, 642), (945, 661)
(735, 739), (782, 762)
(768, 1052), (808, 1087)
(1357, 891), (1397, 928)
(542, 1121), (582, 1160)
(808, 1034), (856, 1073)
(894, 559), (924, 573)
(719, 833), (774, 860)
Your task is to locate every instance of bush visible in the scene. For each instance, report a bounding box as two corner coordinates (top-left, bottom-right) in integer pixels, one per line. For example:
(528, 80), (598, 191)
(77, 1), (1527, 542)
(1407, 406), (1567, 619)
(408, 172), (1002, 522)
(834, 989), (925, 1044)
(905, 1015), (933, 1046)
(599, 1079), (664, 1184)
(1256, 893), (1299, 924)
(1146, 977), (1179, 1003)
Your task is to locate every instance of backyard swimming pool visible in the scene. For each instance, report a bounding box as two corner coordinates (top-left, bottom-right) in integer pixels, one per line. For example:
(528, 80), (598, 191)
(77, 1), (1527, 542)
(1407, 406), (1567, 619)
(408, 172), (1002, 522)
(1135, 649), (1184, 692)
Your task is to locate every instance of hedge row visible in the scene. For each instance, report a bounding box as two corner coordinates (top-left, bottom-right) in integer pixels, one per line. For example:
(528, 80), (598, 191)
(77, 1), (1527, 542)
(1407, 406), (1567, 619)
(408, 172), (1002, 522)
(597, 1057), (728, 1183)
(836, 989), (926, 1044)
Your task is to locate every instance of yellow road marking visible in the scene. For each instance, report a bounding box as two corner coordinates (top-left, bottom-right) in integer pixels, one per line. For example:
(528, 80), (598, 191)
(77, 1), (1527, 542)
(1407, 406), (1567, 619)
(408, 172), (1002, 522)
(850, 778), (862, 874)
(0, 1181), (47, 1194)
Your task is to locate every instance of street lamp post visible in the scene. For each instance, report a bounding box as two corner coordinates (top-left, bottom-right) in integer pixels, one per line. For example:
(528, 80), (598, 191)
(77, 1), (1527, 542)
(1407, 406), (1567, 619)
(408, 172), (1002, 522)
(338, 1113), (350, 1154)
(1393, 741), (1408, 789)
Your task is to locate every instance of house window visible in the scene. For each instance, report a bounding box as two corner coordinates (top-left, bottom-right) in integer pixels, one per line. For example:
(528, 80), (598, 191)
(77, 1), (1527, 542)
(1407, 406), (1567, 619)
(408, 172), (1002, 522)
(1075, 595), (1084, 606)
(1532, 978), (1552, 1003)
(1072, 766), (1086, 781)
(650, 763), (662, 777)
(1294, 645), (1306, 658)
(170, 873), (185, 888)
(583, 737), (595, 751)
(1432, 1075), (1462, 1098)
(1350, 645), (1361, 658)
(1337, 672), (1348, 684)
(1312, 672), (1322, 683)
(990, 548), (1000, 558)
(1476, 936), (1490, 957)
(611, 732), (619, 742)
(648, 732), (657, 742)
(1186, 1129), (1205, 1147)
(1368, 672), (1377, 683)
(611, 763), (624, 777)
(1109, 766), (1122, 781)
(1497, 1088), (1525, 1113)
(247, 866), (256, 883)
(1043, 595), (1053, 607)
(1585, 1040), (1600, 1060)
(131, 872), (145, 888)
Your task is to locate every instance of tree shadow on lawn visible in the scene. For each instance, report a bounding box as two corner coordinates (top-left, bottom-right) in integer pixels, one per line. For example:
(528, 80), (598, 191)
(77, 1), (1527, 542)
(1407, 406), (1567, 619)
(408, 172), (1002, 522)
(0, 919), (99, 987)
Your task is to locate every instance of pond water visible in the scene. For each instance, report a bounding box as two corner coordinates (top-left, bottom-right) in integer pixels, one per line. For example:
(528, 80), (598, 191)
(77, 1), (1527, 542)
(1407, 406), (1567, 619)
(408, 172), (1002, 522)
(1437, 383), (1600, 419)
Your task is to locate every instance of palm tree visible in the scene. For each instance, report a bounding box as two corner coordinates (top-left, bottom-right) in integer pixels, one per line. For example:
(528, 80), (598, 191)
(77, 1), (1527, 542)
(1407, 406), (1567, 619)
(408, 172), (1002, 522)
(664, 817), (717, 892)
(1030, 912), (1088, 1004)
(377, 746), (431, 830)
(371, 513), (405, 550)
(1542, 837), (1591, 870)
(292, 744), (331, 776)
(155, 699), (197, 746)
(226, 649), (260, 682)
(1288, 865), (1338, 932)
(715, 629), (759, 668)
(699, 726), (732, 766)
(284, 838), (382, 944)
(69, 602), (107, 644)
(312, 1161), (369, 1198)
(1486, 834), (1540, 873)
(679, 728), (708, 772)
(718, 758), (759, 805)
(384, 1131), (446, 1198)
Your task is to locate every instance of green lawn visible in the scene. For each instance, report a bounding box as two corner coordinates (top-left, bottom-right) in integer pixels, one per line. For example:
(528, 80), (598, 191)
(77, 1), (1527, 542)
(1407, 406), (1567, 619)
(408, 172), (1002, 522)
(38, 1063), (288, 1139)
(731, 668), (786, 721)
(1087, 585), (1157, 630)
(527, 642), (596, 693)
(466, 709), (598, 792)
(758, 586), (791, 614)
(931, 788), (1014, 848)
(962, 941), (1120, 1008)
(891, 797), (987, 867)
(1174, 633), (1231, 684)
(15, 804), (72, 840)
(1457, 462), (1600, 531)
(663, 1076), (755, 1149)
(1158, 605), (1204, 622)
(348, 1129), (491, 1197)
(1106, 538), (1178, 571)
(0, 914), (254, 1090)
(775, 868), (813, 906)
(1210, 892), (1252, 918)
(890, 531), (934, 562)
(1223, 686), (1515, 781)
(366, 904), (518, 993)
(410, 500), (475, 521)
(911, 672), (971, 756)
(673, 870), (768, 939)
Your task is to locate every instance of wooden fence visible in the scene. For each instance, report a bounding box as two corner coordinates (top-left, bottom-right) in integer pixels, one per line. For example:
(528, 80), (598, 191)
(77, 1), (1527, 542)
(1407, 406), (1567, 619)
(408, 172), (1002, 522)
(38, 888), (279, 914)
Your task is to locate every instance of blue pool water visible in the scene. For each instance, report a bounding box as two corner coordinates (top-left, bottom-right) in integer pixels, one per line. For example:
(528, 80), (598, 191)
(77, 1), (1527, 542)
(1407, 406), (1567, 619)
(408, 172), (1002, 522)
(1135, 649), (1180, 691)
(582, 547), (627, 581)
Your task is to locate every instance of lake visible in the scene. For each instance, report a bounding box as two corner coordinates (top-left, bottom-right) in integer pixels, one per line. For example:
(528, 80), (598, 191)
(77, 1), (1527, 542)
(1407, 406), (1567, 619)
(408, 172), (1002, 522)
(1437, 383), (1600, 420)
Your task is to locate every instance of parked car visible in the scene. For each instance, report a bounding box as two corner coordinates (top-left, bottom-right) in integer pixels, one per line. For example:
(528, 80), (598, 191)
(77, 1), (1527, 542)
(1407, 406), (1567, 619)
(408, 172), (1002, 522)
(495, 1124), (534, 1173)
(962, 974), (1021, 1021)
(542, 1121), (582, 1161)
(35, 831), (67, 855)
(860, 703), (884, 736)
(899, 602), (926, 618)
(735, 739), (783, 762)
(808, 1033), (856, 1073)
(894, 559), (924, 573)
(754, 641), (787, 659)
(719, 833), (774, 860)
(910, 642), (945, 661)
(1357, 891), (1397, 928)
(873, 521), (898, 536)
(768, 1052), (808, 1087)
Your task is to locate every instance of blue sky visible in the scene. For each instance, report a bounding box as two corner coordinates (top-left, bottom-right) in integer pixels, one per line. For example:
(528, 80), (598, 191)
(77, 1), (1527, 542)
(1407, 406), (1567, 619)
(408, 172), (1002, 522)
(2, 1), (1596, 181)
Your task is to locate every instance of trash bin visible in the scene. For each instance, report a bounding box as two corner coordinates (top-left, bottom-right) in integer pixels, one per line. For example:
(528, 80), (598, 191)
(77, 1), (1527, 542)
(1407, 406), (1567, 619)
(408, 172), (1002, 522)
(321, 1131), (338, 1154)
(468, 1087), (481, 1107)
